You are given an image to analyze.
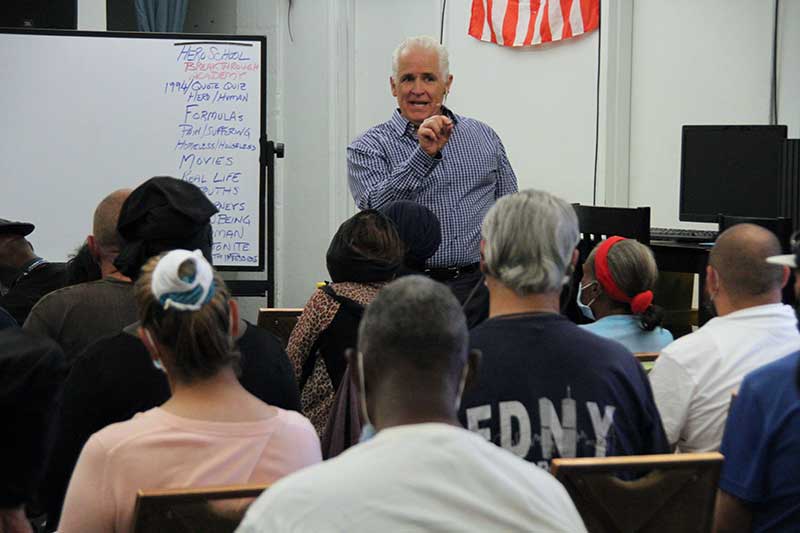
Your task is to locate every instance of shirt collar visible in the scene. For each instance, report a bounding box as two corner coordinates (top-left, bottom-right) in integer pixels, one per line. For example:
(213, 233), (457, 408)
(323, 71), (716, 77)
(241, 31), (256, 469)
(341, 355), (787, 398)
(389, 106), (459, 138)
(9, 256), (47, 289)
(716, 302), (796, 321)
(20, 256), (45, 272)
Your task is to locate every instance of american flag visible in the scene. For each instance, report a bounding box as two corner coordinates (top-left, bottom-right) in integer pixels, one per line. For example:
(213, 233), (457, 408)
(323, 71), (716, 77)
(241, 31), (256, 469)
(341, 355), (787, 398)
(469, 0), (600, 47)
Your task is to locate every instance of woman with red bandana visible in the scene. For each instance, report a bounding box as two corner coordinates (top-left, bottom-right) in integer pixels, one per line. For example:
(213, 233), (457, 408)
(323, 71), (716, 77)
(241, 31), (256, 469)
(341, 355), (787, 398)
(577, 236), (674, 353)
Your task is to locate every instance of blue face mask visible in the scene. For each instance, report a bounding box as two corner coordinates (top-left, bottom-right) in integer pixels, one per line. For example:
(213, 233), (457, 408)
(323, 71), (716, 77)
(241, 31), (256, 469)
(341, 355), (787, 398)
(359, 423), (377, 443)
(577, 281), (597, 321)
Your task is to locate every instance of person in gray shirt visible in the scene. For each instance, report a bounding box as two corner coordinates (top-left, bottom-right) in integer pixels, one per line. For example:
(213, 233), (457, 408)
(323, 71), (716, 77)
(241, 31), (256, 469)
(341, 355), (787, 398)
(24, 188), (133, 363)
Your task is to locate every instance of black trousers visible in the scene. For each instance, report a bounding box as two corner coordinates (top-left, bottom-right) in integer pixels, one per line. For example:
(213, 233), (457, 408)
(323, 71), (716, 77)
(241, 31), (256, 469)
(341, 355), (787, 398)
(442, 269), (489, 329)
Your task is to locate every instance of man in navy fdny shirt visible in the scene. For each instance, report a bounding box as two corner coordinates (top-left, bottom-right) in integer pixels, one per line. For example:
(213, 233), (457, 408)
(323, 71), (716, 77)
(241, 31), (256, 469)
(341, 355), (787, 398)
(458, 190), (668, 469)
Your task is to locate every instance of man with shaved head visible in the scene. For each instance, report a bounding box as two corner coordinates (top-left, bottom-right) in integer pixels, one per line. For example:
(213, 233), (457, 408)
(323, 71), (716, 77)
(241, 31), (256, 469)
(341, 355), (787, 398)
(713, 231), (800, 532)
(650, 223), (800, 452)
(24, 189), (135, 362)
(87, 188), (131, 272)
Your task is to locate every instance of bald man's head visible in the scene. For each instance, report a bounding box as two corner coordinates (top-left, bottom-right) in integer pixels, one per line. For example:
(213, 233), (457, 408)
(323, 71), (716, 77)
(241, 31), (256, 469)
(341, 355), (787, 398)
(709, 223), (785, 300)
(93, 189), (132, 253)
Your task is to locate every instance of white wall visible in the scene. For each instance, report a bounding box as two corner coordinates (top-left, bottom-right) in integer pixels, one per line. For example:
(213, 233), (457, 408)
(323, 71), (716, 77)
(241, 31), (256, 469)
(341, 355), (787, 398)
(779, 0), (800, 139)
(76, 0), (105, 30)
(353, 1), (440, 137)
(629, 0), (799, 229)
(236, 0), (352, 309)
(276, 0), (337, 307)
(444, 1), (599, 204)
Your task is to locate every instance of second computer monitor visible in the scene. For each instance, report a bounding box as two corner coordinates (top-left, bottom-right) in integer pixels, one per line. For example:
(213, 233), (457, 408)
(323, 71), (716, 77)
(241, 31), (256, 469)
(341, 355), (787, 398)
(680, 125), (787, 223)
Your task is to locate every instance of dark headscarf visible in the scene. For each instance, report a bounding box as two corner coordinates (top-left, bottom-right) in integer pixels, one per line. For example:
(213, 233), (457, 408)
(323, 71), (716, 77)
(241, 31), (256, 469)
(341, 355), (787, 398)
(379, 201), (442, 272)
(64, 242), (102, 286)
(114, 177), (217, 279)
(326, 210), (402, 283)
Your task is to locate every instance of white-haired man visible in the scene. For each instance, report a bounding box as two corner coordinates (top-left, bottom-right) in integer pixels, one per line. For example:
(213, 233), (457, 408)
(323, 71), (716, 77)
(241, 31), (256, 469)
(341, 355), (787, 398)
(348, 36), (517, 327)
(459, 190), (669, 470)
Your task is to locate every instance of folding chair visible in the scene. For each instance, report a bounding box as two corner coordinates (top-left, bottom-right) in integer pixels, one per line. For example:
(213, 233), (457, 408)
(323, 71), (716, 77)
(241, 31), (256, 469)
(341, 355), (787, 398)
(132, 483), (268, 533)
(551, 453), (723, 533)
(634, 352), (659, 373)
(257, 308), (303, 348)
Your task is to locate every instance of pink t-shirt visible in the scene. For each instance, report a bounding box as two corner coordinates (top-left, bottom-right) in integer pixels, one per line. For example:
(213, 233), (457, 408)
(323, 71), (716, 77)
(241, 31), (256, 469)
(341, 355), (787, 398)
(58, 407), (321, 533)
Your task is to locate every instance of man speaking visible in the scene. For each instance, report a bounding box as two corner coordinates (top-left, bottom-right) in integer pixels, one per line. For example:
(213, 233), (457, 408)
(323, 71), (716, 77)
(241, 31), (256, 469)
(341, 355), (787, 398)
(348, 36), (517, 326)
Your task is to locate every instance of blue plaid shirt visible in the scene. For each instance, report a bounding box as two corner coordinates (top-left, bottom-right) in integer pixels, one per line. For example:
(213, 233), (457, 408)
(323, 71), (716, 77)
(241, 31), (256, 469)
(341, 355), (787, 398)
(347, 108), (517, 268)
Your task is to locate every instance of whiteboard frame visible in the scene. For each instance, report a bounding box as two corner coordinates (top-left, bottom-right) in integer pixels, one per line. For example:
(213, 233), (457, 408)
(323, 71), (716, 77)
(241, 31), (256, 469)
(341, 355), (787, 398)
(0, 28), (270, 278)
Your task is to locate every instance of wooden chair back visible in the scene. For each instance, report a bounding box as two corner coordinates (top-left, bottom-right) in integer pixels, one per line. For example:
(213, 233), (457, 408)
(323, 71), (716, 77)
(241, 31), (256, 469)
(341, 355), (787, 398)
(257, 308), (303, 348)
(551, 453), (723, 533)
(573, 205), (651, 246)
(563, 205), (651, 324)
(634, 352), (659, 373)
(132, 483), (268, 533)
(634, 352), (659, 363)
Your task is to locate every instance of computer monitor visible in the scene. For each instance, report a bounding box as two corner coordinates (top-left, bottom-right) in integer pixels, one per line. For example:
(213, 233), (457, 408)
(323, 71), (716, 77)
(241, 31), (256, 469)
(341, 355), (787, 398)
(680, 125), (788, 223)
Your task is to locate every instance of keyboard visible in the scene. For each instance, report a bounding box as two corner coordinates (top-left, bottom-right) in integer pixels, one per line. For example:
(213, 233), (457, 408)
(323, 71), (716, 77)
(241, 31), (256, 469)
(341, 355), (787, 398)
(650, 227), (718, 243)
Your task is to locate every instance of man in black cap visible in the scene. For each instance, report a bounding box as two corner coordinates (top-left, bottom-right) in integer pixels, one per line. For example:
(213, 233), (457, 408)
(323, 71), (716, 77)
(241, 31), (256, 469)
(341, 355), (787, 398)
(0, 328), (67, 533)
(40, 177), (301, 529)
(0, 218), (66, 325)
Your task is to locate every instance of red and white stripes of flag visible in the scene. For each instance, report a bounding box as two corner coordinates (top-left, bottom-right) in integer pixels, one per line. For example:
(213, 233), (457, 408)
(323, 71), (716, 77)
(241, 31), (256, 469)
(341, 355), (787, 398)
(469, 0), (600, 47)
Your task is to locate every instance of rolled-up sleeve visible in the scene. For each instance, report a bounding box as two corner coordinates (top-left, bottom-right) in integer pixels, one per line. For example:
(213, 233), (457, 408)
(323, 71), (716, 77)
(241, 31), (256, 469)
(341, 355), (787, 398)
(495, 136), (518, 199)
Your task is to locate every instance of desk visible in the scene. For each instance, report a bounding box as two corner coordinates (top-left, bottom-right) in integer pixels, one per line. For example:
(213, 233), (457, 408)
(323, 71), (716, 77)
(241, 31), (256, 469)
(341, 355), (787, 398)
(651, 240), (713, 328)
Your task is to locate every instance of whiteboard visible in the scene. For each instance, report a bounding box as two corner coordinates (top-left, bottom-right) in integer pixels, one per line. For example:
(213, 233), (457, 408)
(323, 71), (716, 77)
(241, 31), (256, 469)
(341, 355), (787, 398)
(0, 30), (267, 271)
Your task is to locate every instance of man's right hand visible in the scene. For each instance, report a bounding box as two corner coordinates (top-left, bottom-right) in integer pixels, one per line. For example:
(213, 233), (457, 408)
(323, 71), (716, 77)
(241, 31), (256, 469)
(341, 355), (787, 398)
(418, 115), (454, 157)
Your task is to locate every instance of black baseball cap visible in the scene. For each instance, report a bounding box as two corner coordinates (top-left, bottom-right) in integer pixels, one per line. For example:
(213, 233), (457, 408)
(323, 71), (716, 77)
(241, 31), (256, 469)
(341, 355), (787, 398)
(0, 218), (34, 237)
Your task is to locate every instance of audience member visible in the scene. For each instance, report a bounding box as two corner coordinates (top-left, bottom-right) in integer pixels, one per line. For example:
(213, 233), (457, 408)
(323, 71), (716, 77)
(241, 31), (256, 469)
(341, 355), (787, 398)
(578, 236), (673, 352)
(459, 190), (668, 469)
(58, 250), (320, 533)
(378, 200), (442, 274)
(650, 223), (800, 452)
(63, 242), (102, 286)
(24, 189), (135, 362)
(0, 219), (65, 326)
(0, 306), (16, 330)
(0, 329), (67, 533)
(713, 241), (800, 532)
(41, 177), (301, 529)
(288, 209), (403, 434)
(237, 276), (586, 532)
